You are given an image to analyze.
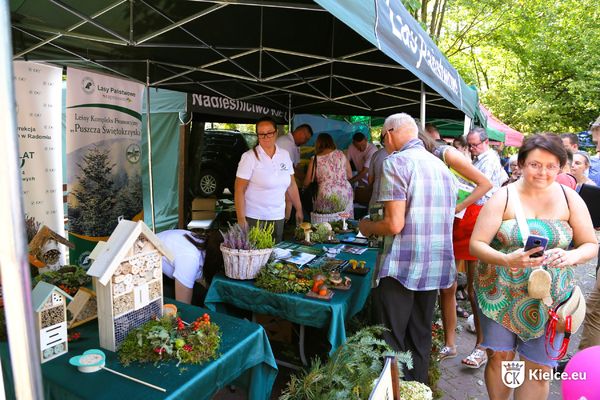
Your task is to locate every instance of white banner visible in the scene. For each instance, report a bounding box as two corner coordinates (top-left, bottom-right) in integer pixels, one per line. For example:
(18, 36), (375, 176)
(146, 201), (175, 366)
(66, 68), (144, 266)
(13, 61), (64, 241)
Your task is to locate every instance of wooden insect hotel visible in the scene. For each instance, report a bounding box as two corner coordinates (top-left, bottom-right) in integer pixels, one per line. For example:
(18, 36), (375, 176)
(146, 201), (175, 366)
(67, 287), (97, 328)
(87, 220), (174, 352)
(32, 281), (73, 363)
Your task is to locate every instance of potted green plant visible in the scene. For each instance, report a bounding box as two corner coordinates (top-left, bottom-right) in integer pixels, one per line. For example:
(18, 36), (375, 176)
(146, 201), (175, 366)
(310, 193), (347, 224)
(219, 222), (275, 279)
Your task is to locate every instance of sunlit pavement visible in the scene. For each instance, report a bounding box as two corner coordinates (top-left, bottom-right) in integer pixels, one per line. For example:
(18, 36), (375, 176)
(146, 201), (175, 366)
(438, 256), (598, 400)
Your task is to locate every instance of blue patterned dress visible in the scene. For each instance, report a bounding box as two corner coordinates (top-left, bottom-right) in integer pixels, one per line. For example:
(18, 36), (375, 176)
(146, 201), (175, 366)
(476, 219), (575, 340)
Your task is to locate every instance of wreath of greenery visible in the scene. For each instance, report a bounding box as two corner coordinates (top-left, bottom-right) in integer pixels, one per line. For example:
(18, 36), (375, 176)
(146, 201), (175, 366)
(118, 314), (220, 367)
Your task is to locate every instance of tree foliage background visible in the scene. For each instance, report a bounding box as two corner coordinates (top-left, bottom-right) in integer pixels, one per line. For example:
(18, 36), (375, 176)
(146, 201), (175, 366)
(69, 146), (142, 237)
(404, 0), (600, 133)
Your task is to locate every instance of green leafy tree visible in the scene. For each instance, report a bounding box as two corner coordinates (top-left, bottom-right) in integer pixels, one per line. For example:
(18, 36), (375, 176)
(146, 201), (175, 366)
(69, 147), (117, 236)
(405, 0), (600, 133)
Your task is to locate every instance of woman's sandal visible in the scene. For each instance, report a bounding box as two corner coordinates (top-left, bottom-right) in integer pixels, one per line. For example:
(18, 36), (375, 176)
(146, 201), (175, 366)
(456, 305), (469, 318)
(461, 347), (488, 369)
(439, 345), (458, 361)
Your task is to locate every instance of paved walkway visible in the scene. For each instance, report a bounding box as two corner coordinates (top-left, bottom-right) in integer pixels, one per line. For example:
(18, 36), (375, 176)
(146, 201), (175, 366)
(439, 257), (597, 400)
(215, 256), (598, 399)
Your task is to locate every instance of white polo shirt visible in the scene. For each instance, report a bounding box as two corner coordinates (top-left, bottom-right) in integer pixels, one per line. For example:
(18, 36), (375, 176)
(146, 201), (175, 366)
(156, 230), (205, 289)
(236, 145), (294, 220)
(276, 133), (300, 166)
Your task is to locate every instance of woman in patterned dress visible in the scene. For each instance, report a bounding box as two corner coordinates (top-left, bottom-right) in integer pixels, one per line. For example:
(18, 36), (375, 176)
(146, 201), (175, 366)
(470, 134), (597, 399)
(303, 133), (354, 217)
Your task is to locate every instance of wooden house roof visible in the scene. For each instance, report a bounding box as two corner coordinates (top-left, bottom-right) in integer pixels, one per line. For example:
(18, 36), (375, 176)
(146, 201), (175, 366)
(32, 281), (73, 312)
(86, 220), (174, 286)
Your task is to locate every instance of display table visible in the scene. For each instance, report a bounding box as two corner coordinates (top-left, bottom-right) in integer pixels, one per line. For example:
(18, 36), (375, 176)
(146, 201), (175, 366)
(204, 241), (376, 357)
(1, 301), (277, 400)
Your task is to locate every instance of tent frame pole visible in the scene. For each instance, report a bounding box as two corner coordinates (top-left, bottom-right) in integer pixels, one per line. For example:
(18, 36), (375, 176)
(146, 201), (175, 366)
(146, 60), (156, 231)
(0, 2), (44, 396)
(420, 81), (426, 130)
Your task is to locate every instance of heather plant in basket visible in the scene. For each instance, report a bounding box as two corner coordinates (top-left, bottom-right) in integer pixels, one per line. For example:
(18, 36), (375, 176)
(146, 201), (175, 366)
(314, 193), (346, 214)
(220, 223), (252, 250)
(220, 221), (274, 250)
(248, 221), (275, 249)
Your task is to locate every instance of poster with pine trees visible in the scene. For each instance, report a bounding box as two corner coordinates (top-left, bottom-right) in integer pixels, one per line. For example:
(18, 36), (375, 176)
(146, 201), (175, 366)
(66, 68), (145, 267)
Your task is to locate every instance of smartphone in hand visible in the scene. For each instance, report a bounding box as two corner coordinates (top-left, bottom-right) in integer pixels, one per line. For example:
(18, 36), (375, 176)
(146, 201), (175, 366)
(524, 235), (549, 258)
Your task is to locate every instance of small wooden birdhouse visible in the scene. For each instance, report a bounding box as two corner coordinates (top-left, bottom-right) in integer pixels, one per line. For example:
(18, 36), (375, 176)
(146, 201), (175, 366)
(86, 220), (174, 352)
(32, 281), (73, 363)
(29, 225), (75, 271)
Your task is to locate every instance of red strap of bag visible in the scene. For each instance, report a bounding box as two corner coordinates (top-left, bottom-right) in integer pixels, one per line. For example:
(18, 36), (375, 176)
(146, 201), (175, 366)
(545, 309), (571, 360)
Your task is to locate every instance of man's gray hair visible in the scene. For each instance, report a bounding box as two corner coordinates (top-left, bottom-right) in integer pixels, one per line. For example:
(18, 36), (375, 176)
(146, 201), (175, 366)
(385, 113), (418, 133)
(468, 127), (488, 142)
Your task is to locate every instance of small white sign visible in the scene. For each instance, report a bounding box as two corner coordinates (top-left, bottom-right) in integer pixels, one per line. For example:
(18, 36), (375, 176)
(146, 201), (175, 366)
(133, 284), (150, 310)
(369, 357), (393, 400)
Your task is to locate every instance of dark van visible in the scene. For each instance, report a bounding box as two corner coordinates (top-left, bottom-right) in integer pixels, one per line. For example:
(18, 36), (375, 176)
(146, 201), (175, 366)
(190, 129), (257, 197)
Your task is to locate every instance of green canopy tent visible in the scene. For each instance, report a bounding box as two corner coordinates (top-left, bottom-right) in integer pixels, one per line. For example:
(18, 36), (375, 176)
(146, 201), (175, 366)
(11, 0), (486, 230)
(11, 0), (482, 120)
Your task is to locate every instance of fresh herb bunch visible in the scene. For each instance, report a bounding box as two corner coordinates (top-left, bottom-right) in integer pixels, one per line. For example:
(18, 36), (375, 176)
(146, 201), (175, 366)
(33, 265), (91, 296)
(255, 262), (324, 294)
(220, 223), (252, 250)
(314, 193), (346, 214)
(118, 314), (220, 367)
(248, 221), (275, 249)
(280, 326), (419, 400)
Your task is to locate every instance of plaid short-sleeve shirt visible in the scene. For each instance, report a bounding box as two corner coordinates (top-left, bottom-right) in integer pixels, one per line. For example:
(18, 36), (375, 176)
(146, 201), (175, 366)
(377, 139), (457, 290)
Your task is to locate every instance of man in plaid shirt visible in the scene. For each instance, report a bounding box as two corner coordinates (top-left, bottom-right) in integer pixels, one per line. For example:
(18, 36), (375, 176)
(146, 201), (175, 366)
(359, 113), (457, 383)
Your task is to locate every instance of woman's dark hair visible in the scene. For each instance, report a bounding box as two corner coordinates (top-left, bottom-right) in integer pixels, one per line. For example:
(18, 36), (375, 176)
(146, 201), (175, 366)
(255, 116), (277, 131)
(417, 127), (437, 153)
(565, 148), (573, 165)
(253, 116), (278, 159)
(315, 133), (336, 154)
(453, 136), (467, 148)
(186, 229), (224, 284)
(517, 133), (567, 168)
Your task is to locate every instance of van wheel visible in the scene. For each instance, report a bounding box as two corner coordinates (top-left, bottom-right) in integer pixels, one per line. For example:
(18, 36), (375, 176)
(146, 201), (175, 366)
(195, 170), (223, 197)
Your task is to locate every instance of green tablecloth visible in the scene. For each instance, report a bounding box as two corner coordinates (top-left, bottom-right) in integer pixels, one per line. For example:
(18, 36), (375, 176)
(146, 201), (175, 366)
(204, 242), (376, 355)
(1, 301), (277, 400)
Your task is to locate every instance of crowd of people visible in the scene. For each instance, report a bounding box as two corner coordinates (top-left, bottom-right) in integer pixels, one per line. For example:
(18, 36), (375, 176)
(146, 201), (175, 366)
(163, 113), (600, 399)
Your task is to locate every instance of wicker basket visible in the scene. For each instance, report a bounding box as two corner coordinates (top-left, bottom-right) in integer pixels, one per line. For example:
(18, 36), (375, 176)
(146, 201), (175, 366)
(220, 244), (273, 280)
(310, 212), (340, 224)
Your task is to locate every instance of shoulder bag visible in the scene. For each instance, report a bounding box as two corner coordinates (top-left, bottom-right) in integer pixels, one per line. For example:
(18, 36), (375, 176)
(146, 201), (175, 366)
(508, 185), (585, 358)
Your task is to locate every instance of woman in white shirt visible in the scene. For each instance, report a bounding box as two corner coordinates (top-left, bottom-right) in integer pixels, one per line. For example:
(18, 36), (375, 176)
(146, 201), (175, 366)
(156, 229), (223, 304)
(234, 117), (303, 242)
